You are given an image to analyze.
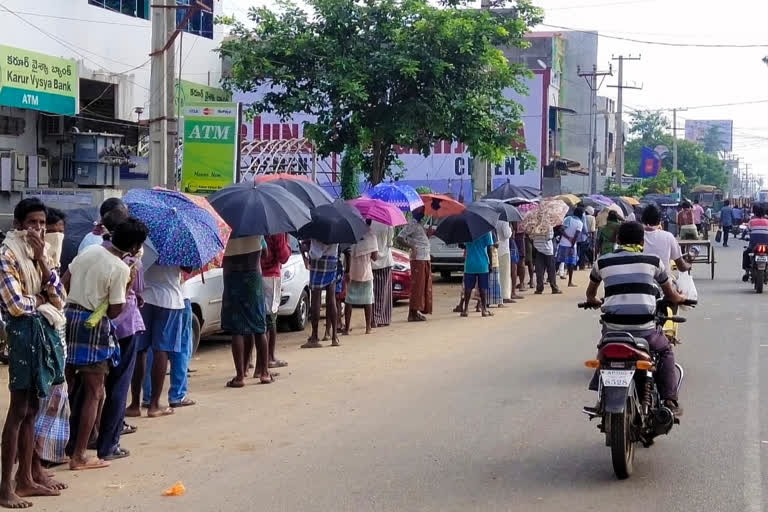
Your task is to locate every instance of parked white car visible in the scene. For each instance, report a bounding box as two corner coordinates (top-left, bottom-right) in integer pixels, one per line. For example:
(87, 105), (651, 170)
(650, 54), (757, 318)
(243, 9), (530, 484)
(182, 237), (310, 353)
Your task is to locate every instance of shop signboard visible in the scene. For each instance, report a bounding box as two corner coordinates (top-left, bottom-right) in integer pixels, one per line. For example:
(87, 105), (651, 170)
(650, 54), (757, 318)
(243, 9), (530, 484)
(181, 102), (239, 194)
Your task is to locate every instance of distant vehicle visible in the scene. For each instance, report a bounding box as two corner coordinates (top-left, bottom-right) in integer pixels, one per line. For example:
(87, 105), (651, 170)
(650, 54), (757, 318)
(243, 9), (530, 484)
(689, 185), (723, 208)
(391, 248), (411, 302)
(183, 236), (310, 353)
(430, 237), (464, 279)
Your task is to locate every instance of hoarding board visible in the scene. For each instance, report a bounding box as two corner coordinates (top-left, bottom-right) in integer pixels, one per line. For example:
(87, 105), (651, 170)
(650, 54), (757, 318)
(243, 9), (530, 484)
(181, 103), (239, 194)
(684, 119), (733, 152)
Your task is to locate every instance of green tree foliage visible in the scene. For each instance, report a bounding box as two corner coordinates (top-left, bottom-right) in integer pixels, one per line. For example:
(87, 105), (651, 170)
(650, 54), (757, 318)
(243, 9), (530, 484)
(698, 124), (724, 155)
(219, 0), (543, 185)
(623, 111), (727, 195)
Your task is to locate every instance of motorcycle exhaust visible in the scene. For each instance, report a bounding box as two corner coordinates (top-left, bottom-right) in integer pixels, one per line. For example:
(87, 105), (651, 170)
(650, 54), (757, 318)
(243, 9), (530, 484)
(651, 406), (674, 436)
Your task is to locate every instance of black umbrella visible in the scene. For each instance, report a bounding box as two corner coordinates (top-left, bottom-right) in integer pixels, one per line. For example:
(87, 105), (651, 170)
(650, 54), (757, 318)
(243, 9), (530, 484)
(474, 199), (523, 222)
(483, 183), (541, 201)
(435, 206), (500, 245)
(208, 181), (311, 238)
(297, 200), (368, 244)
(61, 207), (100, 273)
(256, 177), (333, 209)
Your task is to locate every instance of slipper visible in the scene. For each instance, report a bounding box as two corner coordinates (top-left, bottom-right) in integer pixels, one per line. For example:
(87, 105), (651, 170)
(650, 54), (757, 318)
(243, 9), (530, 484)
(258, 374), (275, 385)
(482, 311), (494, 317)
(169, 397), (196, 408)
(147, 407), (175, 418)
(268, 360), (288, 368)
(70, 457), (110, 471)
(460, 312), (468, 317)
(102, 447), (130, 461)
(301, 341), (323, 349)
(187, 368), (198, 374)
(226, 378), (245, 388)
(121, 422), (137, 436)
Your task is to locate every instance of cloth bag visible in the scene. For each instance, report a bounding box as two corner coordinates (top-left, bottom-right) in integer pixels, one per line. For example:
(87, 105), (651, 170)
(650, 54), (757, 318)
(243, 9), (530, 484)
(676, 271), (698, 309)
(715, 229), (722, 243)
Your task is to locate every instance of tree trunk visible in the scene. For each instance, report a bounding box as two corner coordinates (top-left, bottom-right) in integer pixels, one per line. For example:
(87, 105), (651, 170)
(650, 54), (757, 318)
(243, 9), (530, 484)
(370, 139), (390, 186)
(340, 146), (360, 200)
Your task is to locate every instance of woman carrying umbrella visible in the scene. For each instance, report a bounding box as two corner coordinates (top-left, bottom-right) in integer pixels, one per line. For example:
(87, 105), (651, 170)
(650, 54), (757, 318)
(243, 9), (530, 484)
(344, 222), (379, 335)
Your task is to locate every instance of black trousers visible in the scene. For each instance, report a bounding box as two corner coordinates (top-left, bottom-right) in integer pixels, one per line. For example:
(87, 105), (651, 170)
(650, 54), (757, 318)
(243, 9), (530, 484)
(722, 226), (730, 246)
(535, 251), (558, 292)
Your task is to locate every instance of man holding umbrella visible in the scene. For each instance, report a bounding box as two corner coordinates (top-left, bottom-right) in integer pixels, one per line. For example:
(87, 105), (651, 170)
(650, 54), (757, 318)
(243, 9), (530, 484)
(461, 232), (494, 317)
(398, 208), (432, 321)
(302, 239), (340, 348)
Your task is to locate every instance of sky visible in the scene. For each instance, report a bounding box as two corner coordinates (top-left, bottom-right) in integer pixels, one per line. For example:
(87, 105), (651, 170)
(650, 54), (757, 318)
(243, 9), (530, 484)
(222, 0), (768, 182)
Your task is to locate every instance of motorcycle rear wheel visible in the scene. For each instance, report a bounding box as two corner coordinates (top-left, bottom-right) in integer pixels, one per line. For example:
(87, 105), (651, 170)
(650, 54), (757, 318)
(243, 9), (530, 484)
(755, 268), (764, 293)
(609, 400), (635, 479)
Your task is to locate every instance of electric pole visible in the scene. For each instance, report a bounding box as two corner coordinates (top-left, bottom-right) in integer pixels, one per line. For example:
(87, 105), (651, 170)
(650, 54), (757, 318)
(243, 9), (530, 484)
(148, 0), (210, 189)
(607, 55), (641, 185)
(578, 64), (613, 194)
(471, 0), (492, 200)
(670, 107), (687, 195)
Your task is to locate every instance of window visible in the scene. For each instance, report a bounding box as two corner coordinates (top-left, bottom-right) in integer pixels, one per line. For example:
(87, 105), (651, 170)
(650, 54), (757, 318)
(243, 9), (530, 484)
(88, 0), (150, 20)
(176, 0), (214, 39)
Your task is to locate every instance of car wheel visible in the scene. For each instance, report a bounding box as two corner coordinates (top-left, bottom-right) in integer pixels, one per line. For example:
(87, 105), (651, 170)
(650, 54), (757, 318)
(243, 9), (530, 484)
(191, 312), (202, 354)
(289, 289), (309, 331)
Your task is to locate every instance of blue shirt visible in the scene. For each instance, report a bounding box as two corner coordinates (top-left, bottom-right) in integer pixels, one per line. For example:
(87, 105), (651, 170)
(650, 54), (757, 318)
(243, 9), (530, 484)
(464, 232), (493, 274)
(719, 206), (733, 226)
(733, 208), (743, 221)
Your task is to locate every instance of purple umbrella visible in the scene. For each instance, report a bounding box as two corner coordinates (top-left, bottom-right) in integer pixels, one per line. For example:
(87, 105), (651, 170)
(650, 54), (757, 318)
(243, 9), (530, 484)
(588, 194), (615, 207)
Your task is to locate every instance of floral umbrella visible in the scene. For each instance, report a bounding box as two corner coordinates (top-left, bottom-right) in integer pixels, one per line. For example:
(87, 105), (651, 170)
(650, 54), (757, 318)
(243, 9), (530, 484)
(175, 191), (232, 281)
(366, 182), (424, 212)
(521, 199), (569, 235)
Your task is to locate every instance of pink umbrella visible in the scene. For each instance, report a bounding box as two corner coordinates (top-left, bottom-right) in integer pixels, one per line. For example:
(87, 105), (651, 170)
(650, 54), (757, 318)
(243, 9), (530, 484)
(348, 197), (407, 227)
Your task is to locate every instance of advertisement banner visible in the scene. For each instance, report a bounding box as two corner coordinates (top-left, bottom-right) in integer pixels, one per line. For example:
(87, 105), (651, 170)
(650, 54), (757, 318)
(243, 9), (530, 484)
(235, 73), (546, 199)
(181, 103), (239, 194)
(684, 119), (733, 152)
(638, 146), (661, 178)
(176, 79), (232, 116)
(0, 45), (78, 116)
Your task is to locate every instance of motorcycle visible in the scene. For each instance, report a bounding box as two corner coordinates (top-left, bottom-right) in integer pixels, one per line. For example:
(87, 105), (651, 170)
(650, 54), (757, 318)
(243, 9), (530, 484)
(579, 298), (696, 479)
(748, 244), (768, 294)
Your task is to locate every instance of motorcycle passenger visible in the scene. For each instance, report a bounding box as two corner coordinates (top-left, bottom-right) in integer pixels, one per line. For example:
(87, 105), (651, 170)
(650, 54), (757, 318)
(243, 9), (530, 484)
(742, 203), (768, 282)
(585, 221), (687, 415)
(641, 205), (691, 273)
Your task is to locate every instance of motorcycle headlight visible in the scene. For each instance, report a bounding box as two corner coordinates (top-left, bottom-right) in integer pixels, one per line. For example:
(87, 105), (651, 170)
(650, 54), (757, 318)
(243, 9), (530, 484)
(282, 267), (295, 282)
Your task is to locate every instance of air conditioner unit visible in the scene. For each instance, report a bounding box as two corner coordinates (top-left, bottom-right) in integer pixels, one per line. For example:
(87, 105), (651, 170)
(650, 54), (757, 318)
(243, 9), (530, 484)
(37, 156), (49, 187)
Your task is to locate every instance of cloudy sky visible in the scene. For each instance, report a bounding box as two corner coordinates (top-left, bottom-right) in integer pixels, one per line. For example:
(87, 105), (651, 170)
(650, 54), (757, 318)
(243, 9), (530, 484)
(223, 0), (768, 180)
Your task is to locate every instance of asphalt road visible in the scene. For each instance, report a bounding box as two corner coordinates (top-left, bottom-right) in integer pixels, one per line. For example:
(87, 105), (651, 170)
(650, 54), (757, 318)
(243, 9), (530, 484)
(34, 241), (768, 511)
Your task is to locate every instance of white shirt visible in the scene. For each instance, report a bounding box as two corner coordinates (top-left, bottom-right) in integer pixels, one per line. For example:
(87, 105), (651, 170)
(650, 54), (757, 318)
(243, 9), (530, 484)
(309, 240), (339, 260)
(559, 216), (583, 248)
(370, 221), (394, 270)
(533, 228), (554, 256)
(142, 265), (184, 310)
(643, 228), (682, 267)
(67, 245), (130, 311)
(495, 221), (513, 257)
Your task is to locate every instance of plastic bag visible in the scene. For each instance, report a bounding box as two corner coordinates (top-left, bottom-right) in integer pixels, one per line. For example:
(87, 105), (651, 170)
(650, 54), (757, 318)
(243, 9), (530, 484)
(676, 271), (698, 308)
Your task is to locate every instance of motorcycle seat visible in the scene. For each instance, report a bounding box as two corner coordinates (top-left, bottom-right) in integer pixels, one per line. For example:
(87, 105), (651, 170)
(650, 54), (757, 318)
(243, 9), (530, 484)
(599, 332), (651, 352)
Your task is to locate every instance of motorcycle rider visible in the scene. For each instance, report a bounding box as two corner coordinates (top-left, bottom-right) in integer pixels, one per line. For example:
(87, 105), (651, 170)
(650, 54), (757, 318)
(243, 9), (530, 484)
(742, 203), (768, 282)
(585, 221), (687, 415)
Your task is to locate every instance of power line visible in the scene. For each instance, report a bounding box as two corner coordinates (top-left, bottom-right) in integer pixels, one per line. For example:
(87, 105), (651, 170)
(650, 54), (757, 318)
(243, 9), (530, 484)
(539, 23), (768, 48)
(543, 0), (655, 10)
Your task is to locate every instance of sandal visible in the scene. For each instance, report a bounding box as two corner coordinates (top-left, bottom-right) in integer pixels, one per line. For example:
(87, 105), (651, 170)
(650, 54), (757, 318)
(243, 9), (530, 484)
(102, 447), (130, 461)
(121, 422), (137, 436)
(226, 378), (245, 388)
(169, 397), (196, 408)
(268, 360), (288, 368)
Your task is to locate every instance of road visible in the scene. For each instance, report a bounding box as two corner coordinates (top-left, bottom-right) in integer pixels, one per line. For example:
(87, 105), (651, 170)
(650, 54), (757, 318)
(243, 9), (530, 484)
(20, 242), (768, 511)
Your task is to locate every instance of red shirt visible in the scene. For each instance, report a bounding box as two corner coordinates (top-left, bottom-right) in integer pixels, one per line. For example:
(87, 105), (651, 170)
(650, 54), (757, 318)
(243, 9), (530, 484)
(260, 233), (291, 278)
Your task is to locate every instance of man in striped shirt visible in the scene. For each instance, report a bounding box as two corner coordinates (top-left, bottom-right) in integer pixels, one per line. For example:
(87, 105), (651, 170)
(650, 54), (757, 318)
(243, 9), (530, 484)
(742, 203), (768, 282)
(585, 221), (687, 414)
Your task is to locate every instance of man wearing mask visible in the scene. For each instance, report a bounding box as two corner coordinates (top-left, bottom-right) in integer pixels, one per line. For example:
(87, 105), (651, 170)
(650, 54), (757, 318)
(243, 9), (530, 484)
(77, 198), (127, 254)
(0, 199), (67, 506)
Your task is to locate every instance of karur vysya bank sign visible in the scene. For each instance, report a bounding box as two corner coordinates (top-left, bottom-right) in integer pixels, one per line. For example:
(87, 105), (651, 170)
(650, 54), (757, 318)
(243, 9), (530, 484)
(235, 73), (545, 195)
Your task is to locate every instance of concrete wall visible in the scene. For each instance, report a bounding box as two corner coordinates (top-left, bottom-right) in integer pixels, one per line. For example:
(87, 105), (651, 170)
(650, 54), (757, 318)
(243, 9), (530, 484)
(559, 31), (598, 170)
(0, 0), (225, 121)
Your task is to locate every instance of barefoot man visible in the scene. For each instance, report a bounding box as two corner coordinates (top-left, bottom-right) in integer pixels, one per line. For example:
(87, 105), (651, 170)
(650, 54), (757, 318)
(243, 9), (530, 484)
(302, 239), (339, 348)
(0, 198), (67, 507)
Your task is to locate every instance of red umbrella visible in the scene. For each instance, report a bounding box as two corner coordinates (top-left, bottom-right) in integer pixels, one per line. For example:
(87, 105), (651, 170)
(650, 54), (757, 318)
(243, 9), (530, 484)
(348, 198), (407, 227)
(175, 191), (231, 281)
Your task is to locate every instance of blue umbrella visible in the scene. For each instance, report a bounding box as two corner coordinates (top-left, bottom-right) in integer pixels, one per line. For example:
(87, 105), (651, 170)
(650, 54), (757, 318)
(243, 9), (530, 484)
(207, 181), (312, 238)
(123, 188), (223, 268)
(366, 182), (424, 212)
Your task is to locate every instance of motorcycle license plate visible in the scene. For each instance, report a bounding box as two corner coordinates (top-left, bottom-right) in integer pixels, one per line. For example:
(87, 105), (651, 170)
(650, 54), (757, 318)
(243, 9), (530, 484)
(600, 370), (634, 387)
(756, 256), (768, 263)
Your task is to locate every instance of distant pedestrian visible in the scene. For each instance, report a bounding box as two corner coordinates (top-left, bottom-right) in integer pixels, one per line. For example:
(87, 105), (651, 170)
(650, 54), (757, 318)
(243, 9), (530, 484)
(77, 198), (128, 255)
(533, 227), (561, 295)
(370, 221), (394, 328)
(720, 200), (733, 247)
(261, 233), (291, 367)
(494, 219), (513, 303)
(397, 208), (432, 321)
(678, 202), (698, 240)
(483, 233), (504, 309)
(460, 231), (493, 317)
(344, 223), (378, 335)
(580, 206), (596, 268)
(303, 239), (339, 347)
(513, 226), (528, 292)
(557, 206), (584, 287)
(693, 199), (705, 234)
(597, 211), (621, 256)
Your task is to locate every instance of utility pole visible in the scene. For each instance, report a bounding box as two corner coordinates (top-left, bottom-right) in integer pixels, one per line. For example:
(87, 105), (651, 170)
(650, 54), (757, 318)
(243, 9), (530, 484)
(471, 0), (492, 200)
(578, 64), (613, 194)
(670, 107), (687, 195)
(607, 55), (641, 186)
(148, 0), (210, 189)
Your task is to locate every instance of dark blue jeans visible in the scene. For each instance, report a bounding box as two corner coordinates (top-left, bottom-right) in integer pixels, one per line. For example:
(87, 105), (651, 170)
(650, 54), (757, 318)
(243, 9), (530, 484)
(96, 335), (137, 458)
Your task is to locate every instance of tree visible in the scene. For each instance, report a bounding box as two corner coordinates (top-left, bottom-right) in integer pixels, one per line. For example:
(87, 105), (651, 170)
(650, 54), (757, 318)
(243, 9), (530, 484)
(219, 0), (543, 186)
(698, 124), (724, 155)
(627, 110), (669, 144)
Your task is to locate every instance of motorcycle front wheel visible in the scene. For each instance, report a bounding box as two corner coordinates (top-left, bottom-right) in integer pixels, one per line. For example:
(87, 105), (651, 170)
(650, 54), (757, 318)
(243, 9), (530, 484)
(755, 268), (764, 293)
(609, 399), (636, 479)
